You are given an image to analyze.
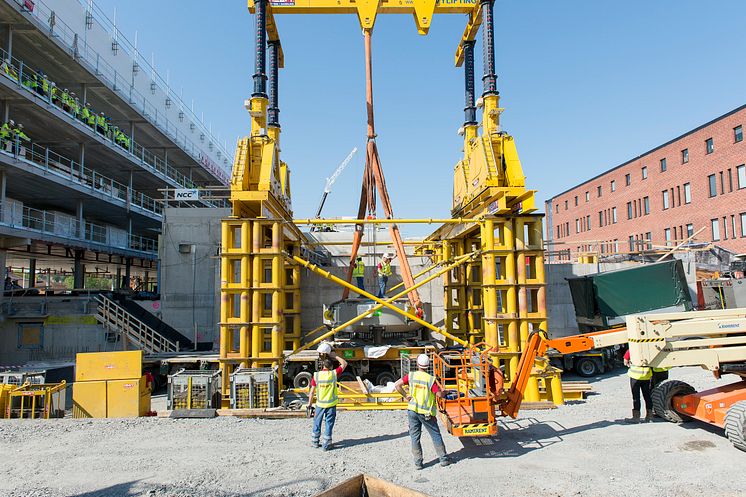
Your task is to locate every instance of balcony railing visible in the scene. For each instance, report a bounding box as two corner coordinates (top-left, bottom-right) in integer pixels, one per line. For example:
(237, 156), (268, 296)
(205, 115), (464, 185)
(7, 0), (232, 184)
(0, 199), (158, 255)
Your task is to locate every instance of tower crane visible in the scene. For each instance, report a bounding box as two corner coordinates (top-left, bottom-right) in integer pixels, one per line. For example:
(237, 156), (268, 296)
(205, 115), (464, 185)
(314, 147), (358, 223)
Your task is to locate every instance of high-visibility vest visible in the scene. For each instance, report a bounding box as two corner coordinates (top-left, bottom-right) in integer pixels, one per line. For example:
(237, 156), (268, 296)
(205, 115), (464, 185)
(42, 79), (49, 94)
(0, 123), (10, 139)
(352, 262), (365, 277)
(379, 262), (392, 277)
(652, 367), (670, 373)
(314, 370), (338, 408)
(408, 370), (436, 416)
(627, 365), (652, 380)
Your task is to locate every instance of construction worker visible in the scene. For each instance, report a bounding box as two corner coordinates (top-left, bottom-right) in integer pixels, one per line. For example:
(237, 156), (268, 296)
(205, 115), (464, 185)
(37, 71), (48, 97)
(624, 348), (653, 423)
(69, 93), (80, 119)
(1, 58), (18, 82)
(82, 103), (94, 128)
(307, 346), (348, 451)
(0, 120), (12, 150)
(96, 112), (107, 136)
(377, 255), (393, 298)
(352, 256), (365, 294)
(24, 72), (38, 93)
(394, 354), (451, 469)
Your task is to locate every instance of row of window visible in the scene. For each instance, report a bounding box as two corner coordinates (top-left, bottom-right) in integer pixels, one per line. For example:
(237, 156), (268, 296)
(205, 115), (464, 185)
(555, 126), (744, 214)
(662, 183), (692, 210)
(598, 207), (618, 228)
(663, 224), (696, 245)
(708, 165), (746, 197)
(711, 213), (746, 242)
(627, 197), (650, 219)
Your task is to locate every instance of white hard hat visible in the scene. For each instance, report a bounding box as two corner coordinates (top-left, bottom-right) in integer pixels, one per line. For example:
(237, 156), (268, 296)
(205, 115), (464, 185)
(317, 342), (332, 355)
(416, 354), (429, 368)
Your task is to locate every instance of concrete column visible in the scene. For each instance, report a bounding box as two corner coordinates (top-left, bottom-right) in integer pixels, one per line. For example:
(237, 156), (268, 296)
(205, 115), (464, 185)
(28, 258), (36, 287)
(78, 143), (86, 172)
(81, 82), (88, 104)
(0, 170), (6, 207)
(5, 25), (13, 59)
(1, 99), (8, 123)
(126, 170), (133, 211)
(77, 201), (84, 238)
(144, 270), (149, 291)
(116, 266), (122, 290)
(73, 250), (85, 288)
(123, 258), (131, 289)
(0, 249), (6, 307)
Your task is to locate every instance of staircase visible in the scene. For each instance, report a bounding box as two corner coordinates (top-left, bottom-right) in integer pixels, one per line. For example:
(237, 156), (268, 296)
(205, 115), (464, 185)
(96, 294), (194, 353)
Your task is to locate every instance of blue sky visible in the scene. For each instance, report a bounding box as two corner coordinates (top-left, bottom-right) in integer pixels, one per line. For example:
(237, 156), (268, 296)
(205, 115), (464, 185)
(96, 1), (746, 236)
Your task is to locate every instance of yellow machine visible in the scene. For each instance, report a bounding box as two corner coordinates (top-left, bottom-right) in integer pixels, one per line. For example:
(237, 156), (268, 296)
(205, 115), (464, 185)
(220, 0), (556, 408)
(73, 350), (151, 418)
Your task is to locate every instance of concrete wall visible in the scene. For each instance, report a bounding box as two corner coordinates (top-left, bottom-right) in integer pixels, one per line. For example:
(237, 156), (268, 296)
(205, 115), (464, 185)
(0, 296), (107, 366)
(159, 207), (229, 347)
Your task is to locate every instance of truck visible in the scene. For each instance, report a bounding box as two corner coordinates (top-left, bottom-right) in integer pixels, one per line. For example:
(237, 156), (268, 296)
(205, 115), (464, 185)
(554, 260), (693, 377)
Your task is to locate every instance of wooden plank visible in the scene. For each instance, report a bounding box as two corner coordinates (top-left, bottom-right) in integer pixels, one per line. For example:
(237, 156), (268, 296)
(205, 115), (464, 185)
(356, 376), (369, 395)
(519, 401), (557, 410)
(214, 408), (307, 418)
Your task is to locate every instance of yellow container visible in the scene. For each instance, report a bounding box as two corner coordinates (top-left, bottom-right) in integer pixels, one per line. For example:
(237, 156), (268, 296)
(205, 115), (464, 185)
(0, 384), (13, 417)
(106, 377), (151, 418)
(75, 350), (142, 382)
(72, 380), (107, 418)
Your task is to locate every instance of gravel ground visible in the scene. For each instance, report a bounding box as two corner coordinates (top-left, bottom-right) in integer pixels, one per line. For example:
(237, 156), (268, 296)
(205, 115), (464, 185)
(1, 367), (744, 497)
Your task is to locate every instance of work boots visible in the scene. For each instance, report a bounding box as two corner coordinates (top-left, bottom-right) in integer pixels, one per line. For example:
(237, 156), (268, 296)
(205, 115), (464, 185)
(624, 410), (641, 424)
(644, 409), (655, 423)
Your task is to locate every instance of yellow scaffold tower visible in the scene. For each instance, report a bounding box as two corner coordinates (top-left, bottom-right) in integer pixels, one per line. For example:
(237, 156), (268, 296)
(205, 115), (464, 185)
(219, 3), (302, 402)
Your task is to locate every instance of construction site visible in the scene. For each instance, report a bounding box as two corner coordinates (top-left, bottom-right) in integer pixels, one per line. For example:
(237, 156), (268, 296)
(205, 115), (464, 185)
(1, 1), (746, 496)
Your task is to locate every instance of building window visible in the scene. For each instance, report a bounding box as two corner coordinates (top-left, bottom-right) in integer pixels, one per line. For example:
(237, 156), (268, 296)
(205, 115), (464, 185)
(555, 204), (559, 213)
(597, 185), (602, 197)
(738, 165), (746, 189)
(565, 199), (569, 209)
(684, 183), (691, 204)
(599, 211), (603, 227)
(556, 225), (561, 238)
(576, 219), (580, 233)
(728, 168), (733, 192)
(708, 174), (717, 197)
(575, 196), (578, 206)
(664, 228), (671, 246)
(686, 224), (694, 238)
(586, 215), (591, 230)
(711, 218), (720, 241)
(642, 196), (650, 215)
(641, 166), (648, 179)
(706, 138), (714, 154)
(611, 180), (616, 192)
(585, 191), (590, 202)
(627, 202), (633, 220)
(681, 148), (689, 164)
(625, 173), (631, 186)
(662, 190), (669, 210)
(628, 235), (635, 251)
(735, 125), (743, 143)
(660, 158), (667, 172)
(741, 213), (746, 237)
(723, 216), (728, 240)
(645, 232), (652, 249)
(732, 215), (736, 240)
(612, 207), (617, 223)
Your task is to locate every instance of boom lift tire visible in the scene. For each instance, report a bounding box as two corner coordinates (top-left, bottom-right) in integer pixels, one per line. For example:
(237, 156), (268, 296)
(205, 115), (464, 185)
(652, 380), (696, 423)
(574, 357), (600, 378)
(293, 371), (313, 389)
(724, 401), (746, 452)
(339, 371), (356, 382)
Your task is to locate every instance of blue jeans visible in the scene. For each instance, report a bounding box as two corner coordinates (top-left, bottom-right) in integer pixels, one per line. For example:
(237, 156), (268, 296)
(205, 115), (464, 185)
(377, 275), (388, 298)
(408, 410), (447, 465)
(312, 406), (337, 448)
(356, 277), (365, 294)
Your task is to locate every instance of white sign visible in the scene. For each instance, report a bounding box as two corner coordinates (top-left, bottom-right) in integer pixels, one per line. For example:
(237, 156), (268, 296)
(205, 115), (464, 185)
(174, 189), (200, 200)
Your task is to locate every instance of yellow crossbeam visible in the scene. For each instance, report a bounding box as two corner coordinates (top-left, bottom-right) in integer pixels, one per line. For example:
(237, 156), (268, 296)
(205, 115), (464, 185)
(293, 218), (480, 225)
(249, 0), (477, 34)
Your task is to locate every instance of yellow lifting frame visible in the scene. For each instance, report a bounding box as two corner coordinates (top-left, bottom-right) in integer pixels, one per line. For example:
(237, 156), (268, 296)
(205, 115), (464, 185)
(288, 251), (478, 356)
(289, 254), (470, 347)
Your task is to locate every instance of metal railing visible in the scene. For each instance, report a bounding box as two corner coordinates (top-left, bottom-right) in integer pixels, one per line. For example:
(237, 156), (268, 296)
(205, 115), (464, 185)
(7, 0), (232, 183)
(0, 199), (158, 255)
(0, 46), (227, 189)
(0, 137), (163, 217)
(96, 294), (180, 354)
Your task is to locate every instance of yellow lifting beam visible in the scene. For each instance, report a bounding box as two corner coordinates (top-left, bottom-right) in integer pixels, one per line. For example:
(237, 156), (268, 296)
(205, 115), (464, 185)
(248, 0), (476, 34)
(289, 254), (470, 347)
(287, 251), (477, 356)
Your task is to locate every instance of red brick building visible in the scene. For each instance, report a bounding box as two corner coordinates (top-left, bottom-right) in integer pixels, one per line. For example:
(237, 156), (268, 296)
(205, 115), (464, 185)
(545, 104), (746, 259)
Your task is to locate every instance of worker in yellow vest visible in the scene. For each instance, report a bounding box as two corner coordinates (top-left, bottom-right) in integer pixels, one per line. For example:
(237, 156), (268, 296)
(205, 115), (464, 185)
(307, 347), (348, 451)
(352, 256), (365, 295)
(376, 255), (393, 298)
(394, 354), (451, 469)
(624, 348), (653, 423)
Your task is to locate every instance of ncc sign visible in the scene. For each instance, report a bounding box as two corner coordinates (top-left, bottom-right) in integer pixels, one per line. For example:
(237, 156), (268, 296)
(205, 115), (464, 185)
(174, 189), (200, 200)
